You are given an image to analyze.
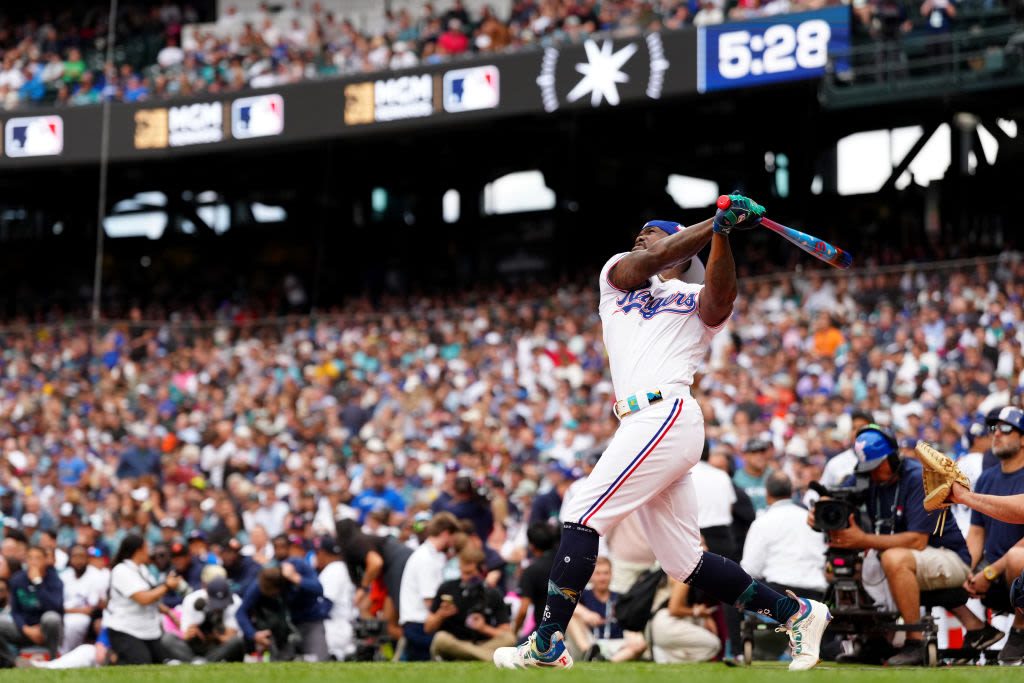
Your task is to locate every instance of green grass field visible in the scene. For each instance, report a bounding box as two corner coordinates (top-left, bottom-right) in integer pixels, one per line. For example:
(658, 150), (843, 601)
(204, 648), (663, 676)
(0, 661), (1011, 683)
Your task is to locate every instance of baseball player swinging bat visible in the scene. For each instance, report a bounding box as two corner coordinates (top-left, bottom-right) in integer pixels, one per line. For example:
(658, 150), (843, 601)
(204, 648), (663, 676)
(717, 195), (853, 270)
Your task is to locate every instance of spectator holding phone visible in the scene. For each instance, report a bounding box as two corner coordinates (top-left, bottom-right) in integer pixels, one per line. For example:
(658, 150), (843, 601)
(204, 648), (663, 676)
(424, 546), (513, 661)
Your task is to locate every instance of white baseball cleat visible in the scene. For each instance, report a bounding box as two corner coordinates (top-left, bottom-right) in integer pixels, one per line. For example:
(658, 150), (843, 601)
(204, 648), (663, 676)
(776, 590), (833, 671)
(493, 631), (574, 669)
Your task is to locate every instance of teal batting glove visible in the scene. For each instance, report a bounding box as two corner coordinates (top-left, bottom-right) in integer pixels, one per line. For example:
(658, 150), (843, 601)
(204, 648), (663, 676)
(713, 194), (766, 235)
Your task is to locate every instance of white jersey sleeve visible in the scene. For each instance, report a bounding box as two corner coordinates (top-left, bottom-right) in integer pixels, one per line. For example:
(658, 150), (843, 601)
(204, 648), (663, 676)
(599, 252), (638, 298)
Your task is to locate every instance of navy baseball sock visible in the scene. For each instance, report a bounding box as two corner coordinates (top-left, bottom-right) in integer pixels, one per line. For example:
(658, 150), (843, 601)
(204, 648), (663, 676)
(535, 521), (600, 652)
(684, 551), (800, 623)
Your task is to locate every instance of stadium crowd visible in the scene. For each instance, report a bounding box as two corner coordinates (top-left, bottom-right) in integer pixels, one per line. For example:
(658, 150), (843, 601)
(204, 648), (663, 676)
(0, 0), (1003, 110)
(0, 249), (1021, 667)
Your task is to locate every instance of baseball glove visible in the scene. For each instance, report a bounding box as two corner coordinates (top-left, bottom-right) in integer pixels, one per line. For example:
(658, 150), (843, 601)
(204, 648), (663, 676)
(916, 440), (969, 534)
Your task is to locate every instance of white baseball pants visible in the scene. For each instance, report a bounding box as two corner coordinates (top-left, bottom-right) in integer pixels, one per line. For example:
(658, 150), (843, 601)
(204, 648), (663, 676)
(562, 391), (705, 582)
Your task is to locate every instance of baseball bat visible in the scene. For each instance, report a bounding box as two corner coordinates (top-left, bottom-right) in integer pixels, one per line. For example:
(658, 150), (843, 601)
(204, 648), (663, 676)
(716, 196), (853, 270)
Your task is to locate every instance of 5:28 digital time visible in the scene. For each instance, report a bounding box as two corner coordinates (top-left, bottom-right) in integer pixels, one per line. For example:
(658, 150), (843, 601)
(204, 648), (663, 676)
(717, 18), (831, 80)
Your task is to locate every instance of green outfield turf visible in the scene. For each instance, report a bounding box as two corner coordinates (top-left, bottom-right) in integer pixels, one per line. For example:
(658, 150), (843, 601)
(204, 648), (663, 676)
(0, 661), (1008, 683)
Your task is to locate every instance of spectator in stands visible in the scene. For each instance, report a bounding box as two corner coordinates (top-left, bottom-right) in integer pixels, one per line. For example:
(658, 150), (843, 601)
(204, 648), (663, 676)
(352, 464), (406, 525)
(443, 475), (494, 542)
(61, 48), (86, 85)
(734, 439), (774, 514)
(530, 464), (575, 526)
(69, 71), (100, 105)
(437, 18), (470, 55)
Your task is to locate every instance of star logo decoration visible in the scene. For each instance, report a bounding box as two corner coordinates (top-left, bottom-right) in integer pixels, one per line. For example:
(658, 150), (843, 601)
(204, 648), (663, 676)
(566, 39), (638, 107)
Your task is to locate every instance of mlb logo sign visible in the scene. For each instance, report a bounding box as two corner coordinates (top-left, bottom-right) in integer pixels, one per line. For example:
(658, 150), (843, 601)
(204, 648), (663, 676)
(442, 66), (500, 113)
(231, 94), (285, 139)
(5, 116), (63, 157)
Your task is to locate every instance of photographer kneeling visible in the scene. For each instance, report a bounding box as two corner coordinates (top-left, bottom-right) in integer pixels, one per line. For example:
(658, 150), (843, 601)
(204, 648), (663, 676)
(809, 426), (999, 665)
(164, 565), (245, 663)
(424, 546), (514, 661)
(237, 562), (331, 661)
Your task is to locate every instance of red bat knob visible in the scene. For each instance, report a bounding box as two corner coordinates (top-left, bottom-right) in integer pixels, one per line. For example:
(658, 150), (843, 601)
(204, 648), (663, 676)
(716, 195), (732, 210)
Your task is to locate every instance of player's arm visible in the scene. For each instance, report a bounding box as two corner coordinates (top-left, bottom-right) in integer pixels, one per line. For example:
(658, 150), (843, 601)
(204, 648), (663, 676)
(696, 194), (764, 326)
(697, 233), (737, 327)
(951, 484), (1024, 524)
(608, 219), (715, 290)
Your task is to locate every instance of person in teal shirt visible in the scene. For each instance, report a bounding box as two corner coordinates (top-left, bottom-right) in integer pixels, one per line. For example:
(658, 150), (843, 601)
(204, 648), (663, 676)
(733, 439), (774, 514)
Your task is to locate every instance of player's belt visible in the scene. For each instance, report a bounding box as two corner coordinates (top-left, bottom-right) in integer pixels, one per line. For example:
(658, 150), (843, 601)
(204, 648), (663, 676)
(613, 389), (664, 419)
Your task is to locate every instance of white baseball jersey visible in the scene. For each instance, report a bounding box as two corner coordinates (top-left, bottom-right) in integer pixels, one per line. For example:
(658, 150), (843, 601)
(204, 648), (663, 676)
(561, 252), (726, 581)
(599, 252), (726, 398)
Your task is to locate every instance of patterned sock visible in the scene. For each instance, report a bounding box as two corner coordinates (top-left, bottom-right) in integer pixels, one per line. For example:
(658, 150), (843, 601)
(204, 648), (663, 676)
(535, 521), (600, 652)
(684, 551), (800, 623)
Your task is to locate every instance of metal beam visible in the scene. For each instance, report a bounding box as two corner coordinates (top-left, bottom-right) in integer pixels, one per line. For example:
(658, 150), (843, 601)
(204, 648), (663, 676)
(971, 127), (992, 169)
(980, 117), (1014, 145)
(883, 121), (941, 191)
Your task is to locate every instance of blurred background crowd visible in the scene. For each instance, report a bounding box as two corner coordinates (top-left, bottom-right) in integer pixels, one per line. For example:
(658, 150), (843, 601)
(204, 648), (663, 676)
(0, 249), (1021, 665)
(0, 0), (1013, 110)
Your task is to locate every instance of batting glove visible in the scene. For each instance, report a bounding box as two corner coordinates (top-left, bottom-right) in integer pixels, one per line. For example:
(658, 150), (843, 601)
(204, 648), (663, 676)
(713, 194), (765, 235)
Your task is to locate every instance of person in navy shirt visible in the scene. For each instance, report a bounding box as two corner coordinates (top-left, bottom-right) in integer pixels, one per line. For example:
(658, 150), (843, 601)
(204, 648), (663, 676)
(222, 538), (261, 596)
(566, 557), (625, 661)
(352, 465), (406, 524)
(0, 546), (65, 658)
(961, 407), (1024, 665)
(444, 476), (494, 543)
(824, 425), (997, 665)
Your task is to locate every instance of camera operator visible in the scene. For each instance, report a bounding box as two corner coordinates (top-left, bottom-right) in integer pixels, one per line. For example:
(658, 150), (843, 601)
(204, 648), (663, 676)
(164, 565), (245, 663)
(424, 546), (513, 661)
(809, 425), (998, 665)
